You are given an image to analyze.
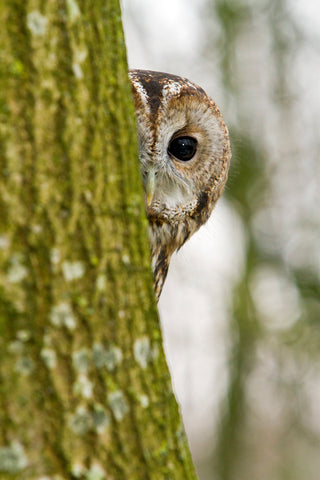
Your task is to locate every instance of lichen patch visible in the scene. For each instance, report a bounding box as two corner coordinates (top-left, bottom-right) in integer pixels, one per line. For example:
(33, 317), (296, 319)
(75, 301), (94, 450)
(68, 406), (92, 435)
(139, 394), (150, 408)
(62, 260), (85, 281)
(86, 463), (106, 480)
(92, 405), (110, 434)
(66, 0), (81, 22)
(73, 348), (90, 373)
(50, 248), (61, 265)
(15, 356), (34, 376)
(96, 274), (106, 292)
(49, 301), (76, 329)
(41, 348), (57, 369)
(108, 391), (129, 421)
(0, 235), (9, 250)
(73, 374), (93, 399)
(72, 63), (83, 79)
(27, 11), (48, 36)
(92, 343), (122, 371)
(7, 255), (28, 283)
(134, 336), (152, 369)
(0, 442), (28, 473)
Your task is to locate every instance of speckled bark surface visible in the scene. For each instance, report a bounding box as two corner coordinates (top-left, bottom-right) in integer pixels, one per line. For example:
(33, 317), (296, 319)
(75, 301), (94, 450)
(0, 1), (197, 478)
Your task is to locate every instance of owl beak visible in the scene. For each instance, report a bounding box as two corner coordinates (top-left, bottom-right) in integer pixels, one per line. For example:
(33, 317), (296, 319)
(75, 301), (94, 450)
(146, 169), (156, 207)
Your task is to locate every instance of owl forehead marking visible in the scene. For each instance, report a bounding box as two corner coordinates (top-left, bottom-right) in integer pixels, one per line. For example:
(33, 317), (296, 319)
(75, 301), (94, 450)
(131, 70), (168, 116)
(161, 80), (199, 104)
(130, 69), (204, 118)
(162, 81), (182, 97)
(130, 76), (150, 113)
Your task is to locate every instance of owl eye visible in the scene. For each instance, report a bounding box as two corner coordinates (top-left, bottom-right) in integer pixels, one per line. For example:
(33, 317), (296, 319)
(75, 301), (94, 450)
(168, 136), (197, 161)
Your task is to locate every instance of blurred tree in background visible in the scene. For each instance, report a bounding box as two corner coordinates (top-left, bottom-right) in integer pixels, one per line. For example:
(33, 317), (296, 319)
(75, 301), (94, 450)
(204, 1), (320, 479)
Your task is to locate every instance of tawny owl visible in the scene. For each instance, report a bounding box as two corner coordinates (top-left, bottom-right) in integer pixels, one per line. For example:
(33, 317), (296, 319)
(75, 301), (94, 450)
(129, 70), (231, 300)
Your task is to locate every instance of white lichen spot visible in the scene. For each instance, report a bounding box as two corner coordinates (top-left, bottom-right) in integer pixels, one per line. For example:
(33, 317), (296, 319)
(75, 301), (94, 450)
(73, 374), (93, 399)
(66, 0), (81, 22)
(92, 404), (110, 434)
(118, 310), (125, 319)
(85, 191), (93, 204)
(8, 340), (24, 355)
(92, 343), (104, 368)
(64, 313), (76, 330)
(129, 76), (150, 111)
(108, 391), (129, 421)
(68, 406), (92, 435)
(134, 336), (152, 369)
(122, 254), (130, 265)
(49, 302), (76, 330)
(27, 11), (48, 36)
(86, 463), (106, 480)
(72, 63), (83, 79)
(105, 345), (122, 370)
(15, 356), (34, 376)
(62, 260), (85, 281)
(50, 248), (61, 265)
(74, 48), (87, 64)
(7, 256), (28, 283)
(96, 274), (106, 292)
(72, 463), (86, 477)
(0, 235), (9, 250)
(17, 330), (31, 342)
(32, 224), (42, 234)
(37, 476), (59, 480)
(37, 476), (62, 480)
(139, 395), (149, 408)
(41, 348), (57, 369)
(0, 442), (28, 473)
(73, 348), (90, 373)
(152, 344), (160, 360)
(92, 343), (122, 371)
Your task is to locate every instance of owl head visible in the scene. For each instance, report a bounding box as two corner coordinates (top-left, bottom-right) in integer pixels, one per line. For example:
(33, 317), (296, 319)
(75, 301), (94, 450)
(129, 70), (231, 298)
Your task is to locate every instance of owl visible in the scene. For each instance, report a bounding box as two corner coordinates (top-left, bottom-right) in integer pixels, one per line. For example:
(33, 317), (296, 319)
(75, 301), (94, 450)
(129, 70), (231, 300)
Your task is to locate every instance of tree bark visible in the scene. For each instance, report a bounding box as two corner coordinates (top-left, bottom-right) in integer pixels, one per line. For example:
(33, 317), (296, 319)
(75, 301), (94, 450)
(0, 1), (197, 478)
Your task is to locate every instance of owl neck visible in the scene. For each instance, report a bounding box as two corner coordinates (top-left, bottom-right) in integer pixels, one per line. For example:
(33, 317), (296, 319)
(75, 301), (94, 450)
(148, 217), (196, 300)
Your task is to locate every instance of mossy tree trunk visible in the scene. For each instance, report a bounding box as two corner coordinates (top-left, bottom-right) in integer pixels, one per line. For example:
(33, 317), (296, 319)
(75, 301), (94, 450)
(0, 1), (197, 478)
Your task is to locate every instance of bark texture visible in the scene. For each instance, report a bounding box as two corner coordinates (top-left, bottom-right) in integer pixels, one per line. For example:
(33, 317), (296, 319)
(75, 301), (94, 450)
(0, 1), (197, 478)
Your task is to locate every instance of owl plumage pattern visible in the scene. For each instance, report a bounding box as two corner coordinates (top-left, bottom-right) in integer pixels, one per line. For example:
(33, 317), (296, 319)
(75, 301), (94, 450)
(129, 70), (231, 300)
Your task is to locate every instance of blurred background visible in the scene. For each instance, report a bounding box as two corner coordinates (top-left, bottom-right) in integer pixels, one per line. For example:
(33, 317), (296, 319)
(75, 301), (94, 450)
(122, 1), (320, 479)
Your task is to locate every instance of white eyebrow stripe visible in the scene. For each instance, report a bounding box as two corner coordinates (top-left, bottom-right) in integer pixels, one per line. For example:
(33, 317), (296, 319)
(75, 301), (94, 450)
(129, 74), (151, 114)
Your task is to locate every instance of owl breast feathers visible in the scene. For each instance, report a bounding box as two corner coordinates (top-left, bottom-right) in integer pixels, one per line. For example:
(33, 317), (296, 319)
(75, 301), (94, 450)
(129, 70), (231, 300)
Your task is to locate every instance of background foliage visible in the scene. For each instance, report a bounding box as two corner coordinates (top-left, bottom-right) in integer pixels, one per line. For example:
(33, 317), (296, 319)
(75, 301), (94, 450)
(123, 0), (320, 479)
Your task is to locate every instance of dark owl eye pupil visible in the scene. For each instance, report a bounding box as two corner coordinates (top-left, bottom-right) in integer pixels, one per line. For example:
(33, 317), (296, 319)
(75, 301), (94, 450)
(168, 136), (197, 161)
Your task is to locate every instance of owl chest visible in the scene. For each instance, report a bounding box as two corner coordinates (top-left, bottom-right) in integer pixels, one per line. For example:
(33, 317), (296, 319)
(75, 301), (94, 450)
(148, 216), (198, 255)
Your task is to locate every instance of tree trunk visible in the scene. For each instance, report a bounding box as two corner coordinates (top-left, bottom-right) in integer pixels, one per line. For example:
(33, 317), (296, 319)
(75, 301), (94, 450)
(0, 1), (197, 478)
